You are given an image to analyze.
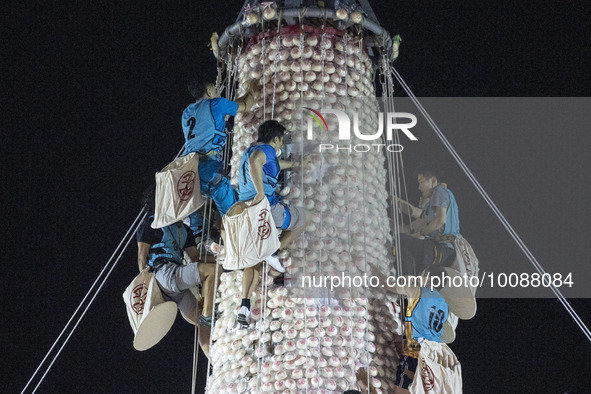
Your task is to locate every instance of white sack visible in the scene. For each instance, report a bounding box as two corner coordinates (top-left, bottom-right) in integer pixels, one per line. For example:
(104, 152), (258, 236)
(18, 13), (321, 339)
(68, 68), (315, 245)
(222, 198), (281, 270)
(152, 152), (204, 228)
(123, 270), (177, 351)
(410, 340), (463, 394)
(450, 236), (480, 295)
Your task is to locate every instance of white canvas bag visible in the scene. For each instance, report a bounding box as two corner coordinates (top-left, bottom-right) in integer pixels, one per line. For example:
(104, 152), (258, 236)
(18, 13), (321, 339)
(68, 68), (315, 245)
(122, 269), (177, 351)
(152, 152), (204, 229)
(410, 340), (463, 394)
(222, 198), (281, 270)
(450, 236), (480, 296)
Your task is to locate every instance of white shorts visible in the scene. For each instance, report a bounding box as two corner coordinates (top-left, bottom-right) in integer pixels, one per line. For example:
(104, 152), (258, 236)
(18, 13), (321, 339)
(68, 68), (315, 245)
(154, 262), (200, 317)
(270, 202), (306, 231)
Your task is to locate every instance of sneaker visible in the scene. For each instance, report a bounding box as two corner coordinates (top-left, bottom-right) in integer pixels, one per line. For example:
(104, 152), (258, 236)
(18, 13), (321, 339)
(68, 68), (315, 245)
(199, 315), (212, 327)
(263, 254), (285, 273)
(236, 306), (250, 328)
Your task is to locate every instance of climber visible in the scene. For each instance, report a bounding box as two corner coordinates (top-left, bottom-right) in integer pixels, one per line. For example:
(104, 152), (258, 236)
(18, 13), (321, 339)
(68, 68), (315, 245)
(136, 185), (220, 329)
(234, 120), (311, 327)
(369, 264), (473, 393)
(238, 120), (310, 246)
(181, 77), (253, 241)
(395, 164), (460, 275)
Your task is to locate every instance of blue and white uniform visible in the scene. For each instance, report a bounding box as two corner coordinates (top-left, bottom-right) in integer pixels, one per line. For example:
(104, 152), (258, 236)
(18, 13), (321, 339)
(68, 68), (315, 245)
(137, 216), (201, 318)
(238, 144), (306, 231)
(238, 144), (281, 204)
(405, 287), (448, 346)
(396, 287), (449, 389)
(182, 97), (238, 156)
(137, 216), (195, 268)
(181, 97), (239, 236)
(422, 184), (460, 238)
(399, 184), (460, 274)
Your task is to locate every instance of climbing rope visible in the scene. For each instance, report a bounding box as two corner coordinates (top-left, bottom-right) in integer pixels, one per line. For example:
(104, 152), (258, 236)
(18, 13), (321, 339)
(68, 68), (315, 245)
(22, 209), (148, 393)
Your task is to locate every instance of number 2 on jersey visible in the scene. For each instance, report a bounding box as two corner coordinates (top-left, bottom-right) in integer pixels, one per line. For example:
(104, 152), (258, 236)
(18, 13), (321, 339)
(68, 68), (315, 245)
(186, 117), (196, 140)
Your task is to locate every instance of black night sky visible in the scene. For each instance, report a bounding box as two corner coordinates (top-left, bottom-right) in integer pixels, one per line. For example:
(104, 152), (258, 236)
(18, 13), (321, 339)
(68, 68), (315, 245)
(3, 1), (591, 393)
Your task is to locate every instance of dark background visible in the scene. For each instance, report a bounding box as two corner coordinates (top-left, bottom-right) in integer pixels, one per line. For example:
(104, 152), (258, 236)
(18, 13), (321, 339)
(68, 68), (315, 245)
(3, 1), (590, 393)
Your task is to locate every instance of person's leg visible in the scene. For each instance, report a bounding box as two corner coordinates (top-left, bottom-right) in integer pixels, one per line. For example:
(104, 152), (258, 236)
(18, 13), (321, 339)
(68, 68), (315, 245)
(193, 157), (222, 240)
(399, 234), (441, 275)
(394, 386), (411, 394)
(237, 263), (261, 327)
(200, 157), (236, 216)
(154, 264), (202, 325)
(241, 263), (262, 302)
(189, 210), (205, 238)
(394, 355), (417, 394)
(177, 290), (200, 325)
(153, 263), (183, 295)
(270, 203), (310, 249)
(399, 234), (424, 275)
(198, 263), (221, 318)
(209, 177), (237, 216)
(438, 244), (457, 267)
(197, 157), (220, 192)
(174, 262), (202, 290)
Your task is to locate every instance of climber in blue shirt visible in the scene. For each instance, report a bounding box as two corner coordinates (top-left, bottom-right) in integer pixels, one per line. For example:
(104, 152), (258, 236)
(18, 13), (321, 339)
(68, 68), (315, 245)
(136, 186), (220, 330)
(182, 77), (253, 239)
(368, 264), (473, 393)
(234, 120), (311, 328)
(238, 120), (310, 247)
(395, 165), (460, 275)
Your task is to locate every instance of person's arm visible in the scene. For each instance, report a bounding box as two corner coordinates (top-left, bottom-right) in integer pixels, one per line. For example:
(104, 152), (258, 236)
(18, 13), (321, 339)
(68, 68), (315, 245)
(236, 92), (254, 113)
(278, 155), (312, 170)
(137, 242), (150, 272)
(395, 196), (423, 219)
(409, 218), (426, 233)
(278, 159), (299, 170)
(249, 149), (268, 204)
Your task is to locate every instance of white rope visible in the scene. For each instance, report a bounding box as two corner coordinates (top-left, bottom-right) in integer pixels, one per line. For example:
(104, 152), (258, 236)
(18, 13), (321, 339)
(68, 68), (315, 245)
(391, 66), (591, 342)
(191, 324), (199, 394)
(24, 137), (189, 393)
(203, 51), (242, 391)
(21, 208), (146, 393)
(255, 260), (270, 392)
(203, 256), (222, 391)
(25, 210), (148, 393)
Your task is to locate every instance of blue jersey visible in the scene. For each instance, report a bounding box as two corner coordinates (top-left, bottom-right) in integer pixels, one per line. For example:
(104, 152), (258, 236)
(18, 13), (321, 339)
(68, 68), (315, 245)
(182, 97), (238, 155)
(406, 287), (448, 343)
(238, 144), (280, 204)
(423, 184), (460, 237)
(443, 189), (460, 236)
(137, 216), (195, 267)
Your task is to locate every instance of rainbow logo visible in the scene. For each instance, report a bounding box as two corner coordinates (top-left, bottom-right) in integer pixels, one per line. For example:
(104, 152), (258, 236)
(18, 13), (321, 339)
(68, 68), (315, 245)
(303, 107), (328, 132)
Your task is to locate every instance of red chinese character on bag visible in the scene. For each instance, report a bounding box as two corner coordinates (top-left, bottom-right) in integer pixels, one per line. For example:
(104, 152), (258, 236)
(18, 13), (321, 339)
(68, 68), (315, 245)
(257, 208), (271, 240)
(421, 357), (435, 391)
(131, 284), (148, 315)
(177, 171), (196, 202)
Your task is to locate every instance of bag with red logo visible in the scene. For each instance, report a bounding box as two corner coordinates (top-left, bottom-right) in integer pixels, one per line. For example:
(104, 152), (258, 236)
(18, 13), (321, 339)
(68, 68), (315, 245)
(409, 340), (463, 394)
(122, 269), (177, 351)
(221, 198), (281, 270)
(152, 152), (204, 229)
